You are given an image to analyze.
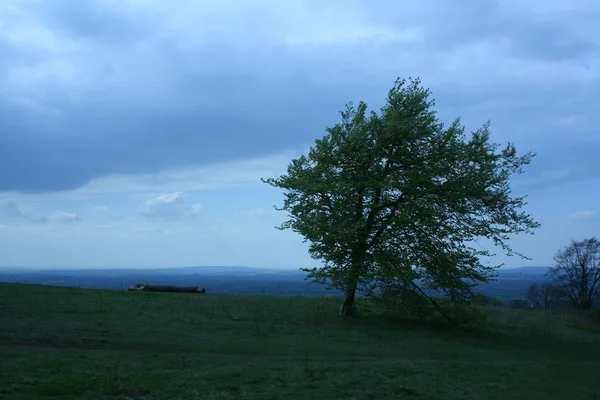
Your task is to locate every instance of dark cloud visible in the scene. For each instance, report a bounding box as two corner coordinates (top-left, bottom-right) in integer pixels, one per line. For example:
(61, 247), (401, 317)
(0, 0), (598, 193)
(368, 0), (598, 62)
(23, 0), (156, 45)
(0, 63), (351, 192)
(0, 32), (366, 193)
(510, 18), (598, 62)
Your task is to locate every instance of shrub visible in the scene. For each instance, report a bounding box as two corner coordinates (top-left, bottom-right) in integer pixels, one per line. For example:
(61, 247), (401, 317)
(474, 294), (505, 307)
(585, 309), (600, 325)
(371, 287), (485, 328)
(510, 299), (529, 309)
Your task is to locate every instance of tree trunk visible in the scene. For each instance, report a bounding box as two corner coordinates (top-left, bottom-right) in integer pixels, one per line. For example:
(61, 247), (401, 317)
(339, 287), (357, 317)
(339, 270), (360, 317)
(339, 244), (366, 317)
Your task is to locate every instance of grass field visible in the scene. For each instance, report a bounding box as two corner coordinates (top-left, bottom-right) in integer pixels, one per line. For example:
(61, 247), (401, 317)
(1, 283), (599, 399)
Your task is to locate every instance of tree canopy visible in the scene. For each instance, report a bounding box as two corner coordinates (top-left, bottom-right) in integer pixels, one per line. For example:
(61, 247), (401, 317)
(263, 78), (539, 317)
(547, 237), (600, 310)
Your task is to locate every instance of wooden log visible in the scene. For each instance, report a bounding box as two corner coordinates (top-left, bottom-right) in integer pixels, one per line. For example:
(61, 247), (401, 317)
(127, 284), (145, 291)
(128, 284), (206, 294)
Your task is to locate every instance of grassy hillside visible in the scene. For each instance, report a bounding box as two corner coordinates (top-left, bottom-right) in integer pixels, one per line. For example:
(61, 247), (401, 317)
(1, 283), (599, 400)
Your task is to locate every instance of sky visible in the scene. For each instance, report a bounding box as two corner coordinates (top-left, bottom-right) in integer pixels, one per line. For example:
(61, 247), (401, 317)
(0, 0), (599, 270)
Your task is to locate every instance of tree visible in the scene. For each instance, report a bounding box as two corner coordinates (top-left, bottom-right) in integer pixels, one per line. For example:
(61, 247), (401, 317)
(547, 238), (600, 310)
(263, 78), (539, 317)
(526, 282), (563, 310)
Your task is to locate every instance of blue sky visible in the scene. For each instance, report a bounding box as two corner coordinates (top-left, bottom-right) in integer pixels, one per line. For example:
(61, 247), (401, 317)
(0, 0), (598, 269)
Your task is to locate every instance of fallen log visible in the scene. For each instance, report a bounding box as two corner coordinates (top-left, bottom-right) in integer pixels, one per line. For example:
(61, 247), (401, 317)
(127, 284), (206, 294)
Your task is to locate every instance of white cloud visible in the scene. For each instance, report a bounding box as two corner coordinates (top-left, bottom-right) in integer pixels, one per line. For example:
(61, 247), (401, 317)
(0, 198), (26, 218)
(568, 210), (598, 219)
(51, 212), (80, 223)
(0, 198), (81, 225)
(0, 198), (48, 223)
(2, 151), (298, 202)
(140, 192), (202, 220)
(190, 202), (202, 215)
(92, 151), (296, 195)
(88, 205), (114, 217)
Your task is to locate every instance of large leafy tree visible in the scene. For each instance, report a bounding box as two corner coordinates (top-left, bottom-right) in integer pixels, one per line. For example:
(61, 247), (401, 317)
(263, 78), (539, 316)
(547, 238), (600, 310)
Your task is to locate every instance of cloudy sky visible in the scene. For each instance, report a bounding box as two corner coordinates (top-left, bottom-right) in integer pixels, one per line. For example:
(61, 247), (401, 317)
(1, 0), (598, 269)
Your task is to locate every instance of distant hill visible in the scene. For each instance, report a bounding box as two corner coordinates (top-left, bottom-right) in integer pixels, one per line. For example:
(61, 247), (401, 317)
(0, 265), (552, 300)
(499, 266), (551, 274)
(0, 266), (329, 296)
(479, 266), (551, 301)
(4, 266), (287, 275)
(495, 266), (551, 280)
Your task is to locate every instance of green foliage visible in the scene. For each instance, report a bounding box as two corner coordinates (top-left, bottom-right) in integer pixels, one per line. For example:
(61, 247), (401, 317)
(474, 294), (506, 308)
(263, 77), (539, 315)
(370, 286), (486, 328)
(370, 283), (433, 318)
(441, 301), (487, 328)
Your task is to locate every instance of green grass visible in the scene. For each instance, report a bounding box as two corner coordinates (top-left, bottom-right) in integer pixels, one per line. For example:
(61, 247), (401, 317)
(1, 283), (599, 399)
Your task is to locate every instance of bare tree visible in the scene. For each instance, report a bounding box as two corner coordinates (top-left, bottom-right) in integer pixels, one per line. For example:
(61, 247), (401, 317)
(547, 238), (600, 310)
(526, 282), (563, 310)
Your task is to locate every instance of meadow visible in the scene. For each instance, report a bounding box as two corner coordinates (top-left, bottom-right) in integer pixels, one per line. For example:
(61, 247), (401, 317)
(1, 282), (599, 399)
